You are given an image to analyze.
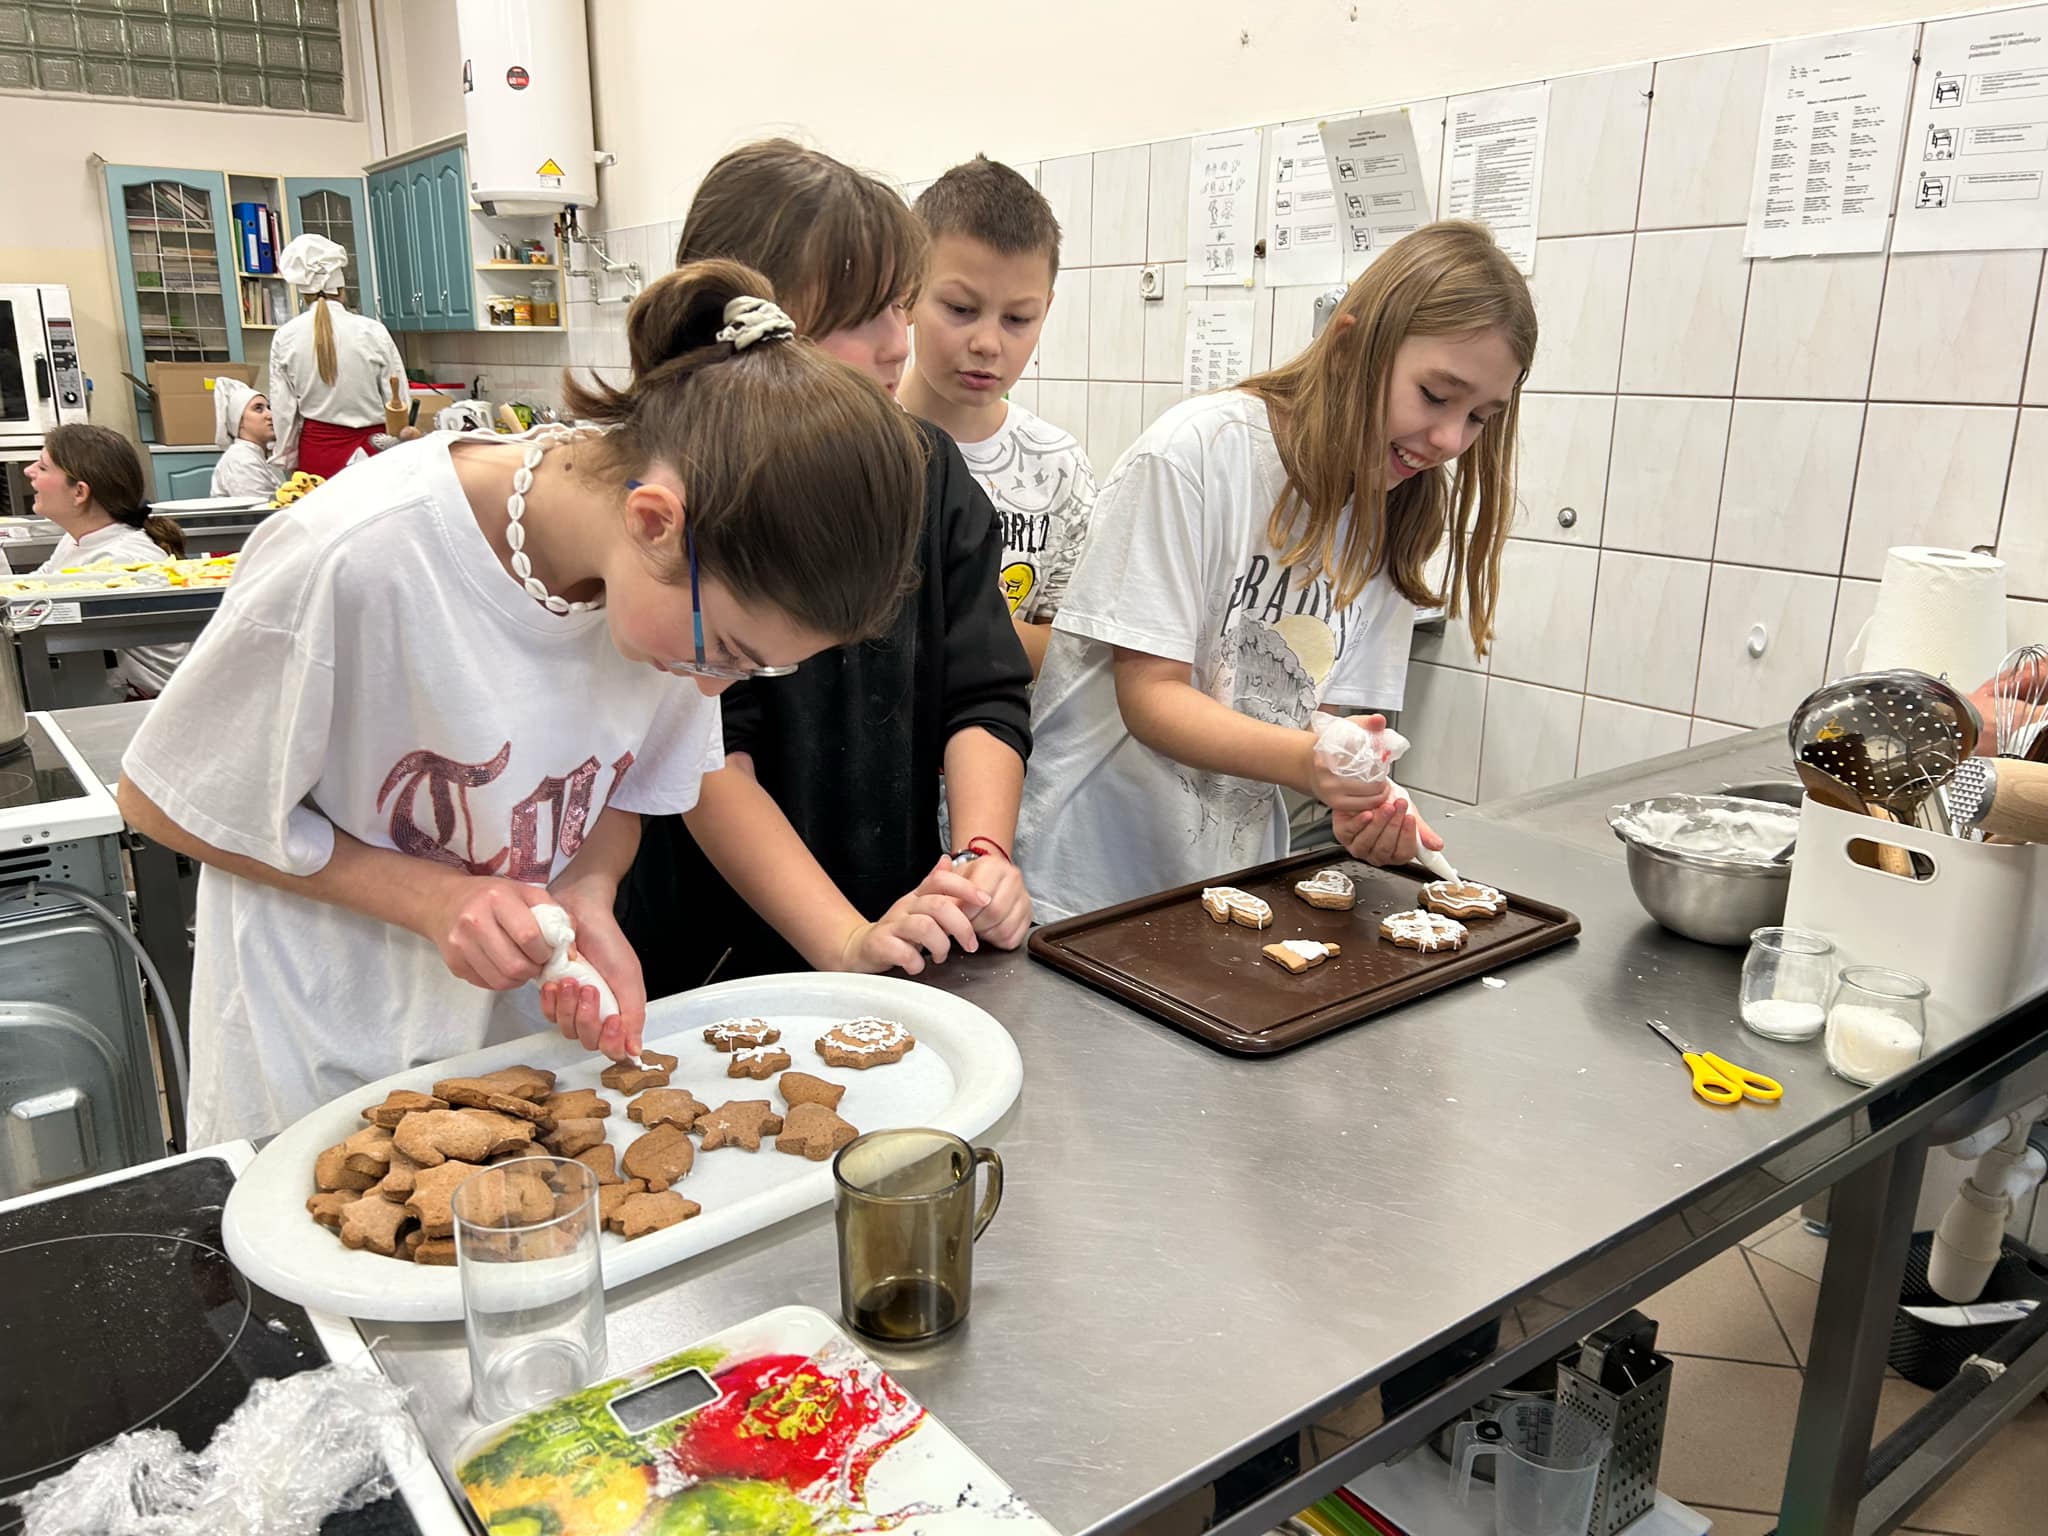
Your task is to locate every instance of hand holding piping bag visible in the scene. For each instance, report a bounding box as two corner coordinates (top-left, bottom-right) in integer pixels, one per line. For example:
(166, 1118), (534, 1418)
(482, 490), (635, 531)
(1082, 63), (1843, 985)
(1312, 712), (1454, 875)
(531, 903), (639, 1061)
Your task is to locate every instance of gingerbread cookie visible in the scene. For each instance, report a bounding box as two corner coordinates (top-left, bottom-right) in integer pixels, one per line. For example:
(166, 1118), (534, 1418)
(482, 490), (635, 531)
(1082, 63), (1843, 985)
(538, 1117), (605, 1158)
(607, 1189), (701, 1239)
(600, 1059), (671, 1094)
(727, 1045), (793, 1080)
(596, 1177), (648, 1225)
(622, 1123), (696, 1190)
(778, 1071), (846, 1111)
(1294, 868), (1357, 910)
(570, 1143), (621, 1185)
(1379, 910), (1468, 953)
(405, 1160), (484, 1238)
(360, 1089), (446, 1128)
(340, 1125), (397, 1179)
(542, 1088), (612, 1121)
(393, 1108), (536, 1168)
(306, 1191), (353, 1229)
(1419, 879), (1507, 920)
(704, 1018), (780, 1052)
(433, 1076), (553, 1125)
(1201, 886), (1274, 929)
(412, 1238), (457, 1266)
(627, 1087), (710, 1132)
(639, 1048), (679, 1073)
(339, 1191), (414, 1256)
(467, 1065), (557, 1101)
(695, 1100), (784, 1152)
(460, 1167), (556, 1229)
(314, 1143), (378, 1193)
(775, 1102), (859, 1161)
(1263, 938), (1343, 974)
(815, 1018), (914, 1069)
(376, 1146), (421, 1202)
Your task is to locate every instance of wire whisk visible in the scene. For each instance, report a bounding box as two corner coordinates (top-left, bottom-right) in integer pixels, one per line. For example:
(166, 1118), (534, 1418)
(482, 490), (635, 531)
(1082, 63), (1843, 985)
(1992, 644), (2048, 759)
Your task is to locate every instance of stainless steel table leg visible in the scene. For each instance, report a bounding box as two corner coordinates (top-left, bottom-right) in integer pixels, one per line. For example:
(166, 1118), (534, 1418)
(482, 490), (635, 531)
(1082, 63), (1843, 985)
(1777, 1129), (1931, 1533)
(126, 831), (193, 1152)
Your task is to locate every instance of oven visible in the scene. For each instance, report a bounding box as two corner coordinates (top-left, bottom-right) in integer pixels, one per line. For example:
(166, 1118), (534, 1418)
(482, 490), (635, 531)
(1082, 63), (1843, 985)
(0, 285), (87, 452)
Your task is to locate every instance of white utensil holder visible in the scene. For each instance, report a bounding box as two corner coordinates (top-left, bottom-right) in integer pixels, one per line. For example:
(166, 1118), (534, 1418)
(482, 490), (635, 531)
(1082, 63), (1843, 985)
(1783, 798), (2048, 1053)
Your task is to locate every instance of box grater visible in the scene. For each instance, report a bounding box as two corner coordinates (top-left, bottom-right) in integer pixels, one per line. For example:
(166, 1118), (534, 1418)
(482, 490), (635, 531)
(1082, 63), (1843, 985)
(1557, 1312), (1673, 1536)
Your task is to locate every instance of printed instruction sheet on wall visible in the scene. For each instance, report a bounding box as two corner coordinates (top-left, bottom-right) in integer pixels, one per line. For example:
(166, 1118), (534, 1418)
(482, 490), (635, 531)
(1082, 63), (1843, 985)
(1744, 25), (1916, 257)
(1320, 110), (1437, 270)
(1439, 82), (1548, 273)
(1187, 127), (1263, 286)
(1184, 300), (1255, 393)
(1895, 5), (2048, 251)
(1264, 123), (1342, 286)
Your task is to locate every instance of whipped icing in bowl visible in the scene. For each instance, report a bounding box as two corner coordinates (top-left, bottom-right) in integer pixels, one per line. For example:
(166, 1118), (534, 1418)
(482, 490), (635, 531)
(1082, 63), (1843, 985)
(1607, 795), (1800, 868)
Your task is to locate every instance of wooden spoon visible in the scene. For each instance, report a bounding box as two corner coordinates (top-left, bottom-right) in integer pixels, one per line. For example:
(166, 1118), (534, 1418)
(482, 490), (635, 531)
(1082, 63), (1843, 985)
(1797, 761), (1913, 876)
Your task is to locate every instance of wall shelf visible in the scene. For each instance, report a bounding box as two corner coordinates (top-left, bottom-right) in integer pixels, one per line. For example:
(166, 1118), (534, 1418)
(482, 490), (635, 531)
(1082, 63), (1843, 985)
(477, 262), (560, 272)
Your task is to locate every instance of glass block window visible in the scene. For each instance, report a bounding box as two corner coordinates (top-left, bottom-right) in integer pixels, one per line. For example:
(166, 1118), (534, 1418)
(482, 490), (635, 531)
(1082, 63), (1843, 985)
(1, 0), (346, 113)
(123, 179), (234, 362)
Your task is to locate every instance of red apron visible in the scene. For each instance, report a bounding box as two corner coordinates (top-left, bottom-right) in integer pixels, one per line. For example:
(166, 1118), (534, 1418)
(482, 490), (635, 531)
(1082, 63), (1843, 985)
(296, 418), (380, 480)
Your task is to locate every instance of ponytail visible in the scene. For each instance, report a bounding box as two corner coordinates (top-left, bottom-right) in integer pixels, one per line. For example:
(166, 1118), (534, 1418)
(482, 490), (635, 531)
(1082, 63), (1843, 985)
(44, 424), (182, 556)
(312, 296), (339, 387)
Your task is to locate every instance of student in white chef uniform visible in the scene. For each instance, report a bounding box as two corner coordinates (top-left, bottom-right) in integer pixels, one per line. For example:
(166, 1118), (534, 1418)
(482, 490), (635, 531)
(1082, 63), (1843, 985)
(207, 376), (287, 500)
(268, 232), (406, 480)
(117, 262), (931, 1146)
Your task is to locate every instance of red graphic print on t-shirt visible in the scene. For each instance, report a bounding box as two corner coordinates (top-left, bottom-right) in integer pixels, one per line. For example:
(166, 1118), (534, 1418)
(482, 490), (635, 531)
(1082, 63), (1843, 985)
(376, 743), (635, 877)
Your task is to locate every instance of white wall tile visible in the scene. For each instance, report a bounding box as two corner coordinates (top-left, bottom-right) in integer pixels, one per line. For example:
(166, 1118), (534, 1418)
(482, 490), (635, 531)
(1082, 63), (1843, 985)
(2011, 596), (2048, 647)
(1086, 381), (1146, 473)
(1998, 407), (2048, 599)
(1829, 577), (1880, 680)
(1736, 252), (1886, 400)
(1540, 64), (1653, 237)
(1269, 285), (1321, 369)
(1007, 378), (1039, 415)
(1487, 539), (1598, 690)
(1524, 234), (1633, 393)
(1604, 396), (1731, 559)
(1846, 403), (2015, 578)
(1586, 552), (1711, 712)
(1037, 381), (1088, 441)
(1694, 566), (1839, 727)
(1620, 226), (1750, 395)
(1513, 393), (1614, 546)
(1870, 250), (2041, 405)
(1142, 262), (1188, 384)
(1039, 154), (1095, 269)
(1715, 400), (1865, 573)
(1578, 697), (1693, 777)
(1479, 680), (1585, 801)
(1400, 661), (1487, 801)
(1413, 544), (1485, 671)
(1639, 46), (1771, 229)
(1091, 144), (1151, 267)
(1148, 137), (1191, 263)
(1691, 717), (1749, 746)
(1037, 267), (1091, 378)
(1141, 382), (1183, 430)
(2025, 277), (2048, 407)
(1088, 265), (1147, 380)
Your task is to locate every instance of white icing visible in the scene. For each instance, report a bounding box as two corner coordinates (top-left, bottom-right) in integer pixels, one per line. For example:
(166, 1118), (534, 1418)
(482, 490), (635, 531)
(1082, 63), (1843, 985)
(706, 1017), (772, 1044)
(1381, 911), (1467, 950)
(530, 903), (621, 1021)
(1201, 886), (1273, 924)
(1279, 939), (1330, 961)
(1826, 1004), (1923, 1084)
(1610, 798), (1799, 866)
(1421, 879), (1505, 915)
(825, 1017), (912, 1056)
(732, 1045), (785, 1063)
(1296, 869), (1354, 898)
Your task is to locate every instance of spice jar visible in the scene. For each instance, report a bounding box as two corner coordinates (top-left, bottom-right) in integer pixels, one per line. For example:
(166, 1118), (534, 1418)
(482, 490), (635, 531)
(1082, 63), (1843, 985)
(531, 278), (557, 327)
(512, 294), (533, 327)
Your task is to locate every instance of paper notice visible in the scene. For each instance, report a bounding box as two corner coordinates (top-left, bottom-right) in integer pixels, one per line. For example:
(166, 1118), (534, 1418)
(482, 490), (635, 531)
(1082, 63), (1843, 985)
(1184, 300), (1255, 393)
(1321, 109), (1436, 271)
(1439, 82), (1549, 273)
(1187, 127), (1263, 286)
(1896, 5), (2048, 251)
(1264, 123), (1342, 286)
(1744, 26), (1916, 258)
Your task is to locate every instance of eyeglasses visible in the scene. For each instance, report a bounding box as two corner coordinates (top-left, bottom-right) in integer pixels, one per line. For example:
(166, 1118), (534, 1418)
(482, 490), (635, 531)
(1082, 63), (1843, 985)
(627, 481), (797, 681)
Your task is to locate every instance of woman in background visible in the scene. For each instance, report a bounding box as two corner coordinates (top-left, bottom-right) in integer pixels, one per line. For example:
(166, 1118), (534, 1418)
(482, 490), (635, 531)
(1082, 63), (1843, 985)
(209, 377), (286, 500)
(268, 233), (405, 479)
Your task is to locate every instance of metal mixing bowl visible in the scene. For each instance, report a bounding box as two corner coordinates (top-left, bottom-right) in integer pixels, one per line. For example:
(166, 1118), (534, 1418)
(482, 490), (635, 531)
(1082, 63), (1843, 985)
(1608, 794), (1797, 946)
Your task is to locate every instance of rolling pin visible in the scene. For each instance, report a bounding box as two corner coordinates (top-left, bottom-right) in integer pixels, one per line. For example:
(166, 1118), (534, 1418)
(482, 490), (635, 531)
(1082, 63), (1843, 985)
(1945, 758), (2048, 842)
(383, 374), (409, 436)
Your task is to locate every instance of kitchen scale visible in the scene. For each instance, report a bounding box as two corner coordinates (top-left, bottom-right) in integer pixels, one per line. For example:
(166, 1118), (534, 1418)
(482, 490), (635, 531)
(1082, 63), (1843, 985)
(453, 1306), (1054, 1535)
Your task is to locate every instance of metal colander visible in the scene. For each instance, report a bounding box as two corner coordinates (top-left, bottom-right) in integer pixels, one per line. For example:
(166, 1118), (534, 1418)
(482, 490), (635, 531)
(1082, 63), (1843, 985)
(1787, 670), (1980, 827)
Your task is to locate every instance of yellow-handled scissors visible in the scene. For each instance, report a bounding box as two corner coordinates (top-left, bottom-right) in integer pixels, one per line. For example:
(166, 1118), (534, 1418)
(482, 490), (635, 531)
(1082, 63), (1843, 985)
(1644, 1019), (1784, 1107)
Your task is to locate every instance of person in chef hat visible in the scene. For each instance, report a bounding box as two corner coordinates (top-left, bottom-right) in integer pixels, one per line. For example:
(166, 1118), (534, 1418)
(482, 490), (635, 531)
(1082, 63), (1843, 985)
(207, 376), (287, 500)
(268, 232), (406, 479)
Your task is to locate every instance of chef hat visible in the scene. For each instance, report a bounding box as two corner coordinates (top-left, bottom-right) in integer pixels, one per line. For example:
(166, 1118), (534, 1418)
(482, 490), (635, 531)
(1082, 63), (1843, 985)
(278, 232), (349, 293)
(213, 376), (259, 448)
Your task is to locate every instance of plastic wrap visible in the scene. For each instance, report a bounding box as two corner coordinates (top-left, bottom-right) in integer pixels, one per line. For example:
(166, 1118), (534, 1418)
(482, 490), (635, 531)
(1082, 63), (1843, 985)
(1309, 714), (1457, 880)
(11, 1366), (418, 1536)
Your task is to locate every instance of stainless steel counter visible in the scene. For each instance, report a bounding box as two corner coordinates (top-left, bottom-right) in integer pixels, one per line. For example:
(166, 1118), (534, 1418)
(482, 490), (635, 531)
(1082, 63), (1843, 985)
(364, 730), (2048, 1535)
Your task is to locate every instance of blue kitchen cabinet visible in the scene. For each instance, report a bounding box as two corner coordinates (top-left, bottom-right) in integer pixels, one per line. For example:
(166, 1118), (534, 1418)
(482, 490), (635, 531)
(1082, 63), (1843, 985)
(370, 145), (475, 333)
(149, 450), (225, 502)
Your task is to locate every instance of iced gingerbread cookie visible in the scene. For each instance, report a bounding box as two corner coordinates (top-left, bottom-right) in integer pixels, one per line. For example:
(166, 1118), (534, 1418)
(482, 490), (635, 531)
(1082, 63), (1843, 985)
(1379, 910), (1468, 953)
(816, 1018), (915, 1069)
(704, 1018), (780, 1052)
(1293, 869), (1357, 910)
(727, 1045), (793, 1080)
(1263, 938), (1343, 974)
(1419, 880), (1507, 920)
(1201, 886), (1273, 929)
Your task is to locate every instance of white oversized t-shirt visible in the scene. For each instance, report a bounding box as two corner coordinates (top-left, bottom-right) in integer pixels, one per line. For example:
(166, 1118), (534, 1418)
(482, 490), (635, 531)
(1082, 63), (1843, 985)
(955, 401), (1097, 624)
(1015, 392), (1414, 922)
(122, 432), (724, 1145)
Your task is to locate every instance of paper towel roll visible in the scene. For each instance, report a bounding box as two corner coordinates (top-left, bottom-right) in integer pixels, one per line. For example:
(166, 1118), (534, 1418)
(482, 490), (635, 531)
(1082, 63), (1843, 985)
(1851, 546), (2007, 686)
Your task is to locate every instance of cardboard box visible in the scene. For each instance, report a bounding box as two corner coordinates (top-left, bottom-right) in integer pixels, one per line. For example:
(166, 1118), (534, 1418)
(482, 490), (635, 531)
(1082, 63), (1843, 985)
(127, 362), (258, 446)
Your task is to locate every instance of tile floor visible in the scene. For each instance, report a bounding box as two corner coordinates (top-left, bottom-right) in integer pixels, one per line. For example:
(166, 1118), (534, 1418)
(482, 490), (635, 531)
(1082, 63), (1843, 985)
(1645, 1213), (2047, 1534)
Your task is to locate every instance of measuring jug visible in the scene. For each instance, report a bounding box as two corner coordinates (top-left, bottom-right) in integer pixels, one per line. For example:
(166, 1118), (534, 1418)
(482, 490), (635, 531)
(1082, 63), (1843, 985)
(1452, 1399), (1609, 1536)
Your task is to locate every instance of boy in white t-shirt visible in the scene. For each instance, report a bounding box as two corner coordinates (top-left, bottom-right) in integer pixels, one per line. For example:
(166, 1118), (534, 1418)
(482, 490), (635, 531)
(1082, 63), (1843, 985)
(901, 156), (1096, 677)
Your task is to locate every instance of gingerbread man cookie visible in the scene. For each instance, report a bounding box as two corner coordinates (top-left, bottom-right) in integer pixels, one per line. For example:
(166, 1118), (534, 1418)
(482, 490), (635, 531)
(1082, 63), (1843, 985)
(1263, 938), (1343, 974)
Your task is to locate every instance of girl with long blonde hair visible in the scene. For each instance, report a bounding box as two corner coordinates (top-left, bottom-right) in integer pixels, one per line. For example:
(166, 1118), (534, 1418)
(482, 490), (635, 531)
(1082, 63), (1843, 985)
(268, 233), (406, 478)
(1014, 221), (1535, 920)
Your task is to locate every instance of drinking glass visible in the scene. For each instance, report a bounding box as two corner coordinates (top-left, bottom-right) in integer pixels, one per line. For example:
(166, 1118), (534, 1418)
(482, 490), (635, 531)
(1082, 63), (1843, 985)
(1739, 926), (1834, 1042)
(454, 1156), (607, 1420)
(1824, 966), (1930, 1086)
(833, 1128), (1002, 1345)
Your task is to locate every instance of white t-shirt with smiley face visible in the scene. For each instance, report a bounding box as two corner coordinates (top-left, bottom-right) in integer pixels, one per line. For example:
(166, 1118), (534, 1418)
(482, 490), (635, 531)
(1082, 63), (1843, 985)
(954, 401), (1097, 624)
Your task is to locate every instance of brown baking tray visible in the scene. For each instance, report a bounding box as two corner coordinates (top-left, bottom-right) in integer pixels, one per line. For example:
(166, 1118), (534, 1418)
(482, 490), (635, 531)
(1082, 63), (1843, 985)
(1028, 847), (1581, 1055)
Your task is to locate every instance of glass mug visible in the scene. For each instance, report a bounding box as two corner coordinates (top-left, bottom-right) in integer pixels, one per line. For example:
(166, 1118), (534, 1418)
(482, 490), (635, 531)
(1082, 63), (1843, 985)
(833, 1128), (1003, 1344)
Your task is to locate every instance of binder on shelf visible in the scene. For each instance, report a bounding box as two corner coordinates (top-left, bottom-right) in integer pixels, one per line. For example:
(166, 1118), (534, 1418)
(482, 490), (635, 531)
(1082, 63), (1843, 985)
(233, 202), (275, 275)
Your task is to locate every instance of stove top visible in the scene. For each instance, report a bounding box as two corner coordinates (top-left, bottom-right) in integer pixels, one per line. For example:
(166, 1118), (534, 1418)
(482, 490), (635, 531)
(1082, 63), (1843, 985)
(0, 1156), (425, 1534)
(0, 713), (121, 844)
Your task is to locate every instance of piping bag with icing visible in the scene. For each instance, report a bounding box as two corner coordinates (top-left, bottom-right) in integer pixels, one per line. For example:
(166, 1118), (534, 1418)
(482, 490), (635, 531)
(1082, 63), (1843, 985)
(1309, 713), (1458, 882)
(530, 904), (632, 1059)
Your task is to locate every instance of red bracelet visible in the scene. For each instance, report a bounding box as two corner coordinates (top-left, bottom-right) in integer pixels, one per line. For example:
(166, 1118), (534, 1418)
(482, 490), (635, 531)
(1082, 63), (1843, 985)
(967, 835), (1012, 864)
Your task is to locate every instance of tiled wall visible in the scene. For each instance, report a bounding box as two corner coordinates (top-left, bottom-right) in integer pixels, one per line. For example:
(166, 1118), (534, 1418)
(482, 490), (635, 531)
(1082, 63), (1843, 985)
(410, 20), (2048, 810)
